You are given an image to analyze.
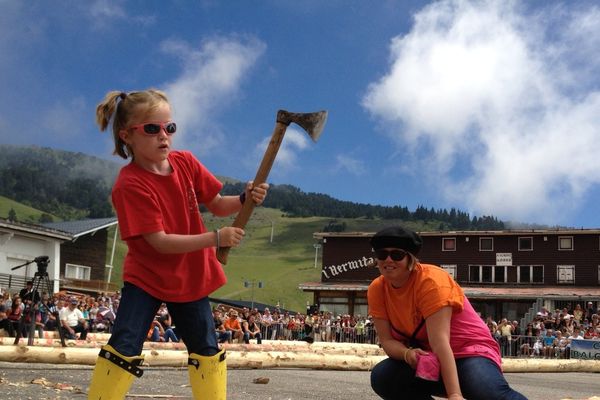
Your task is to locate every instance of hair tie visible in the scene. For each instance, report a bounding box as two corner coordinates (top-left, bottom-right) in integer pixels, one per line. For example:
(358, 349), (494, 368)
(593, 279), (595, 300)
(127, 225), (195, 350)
(119, 92), (127, 100)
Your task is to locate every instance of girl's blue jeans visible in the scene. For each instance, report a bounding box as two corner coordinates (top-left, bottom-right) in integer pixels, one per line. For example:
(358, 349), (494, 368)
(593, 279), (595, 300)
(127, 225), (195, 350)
(108, 282), (218, 357)
(371, 356), (528, 400)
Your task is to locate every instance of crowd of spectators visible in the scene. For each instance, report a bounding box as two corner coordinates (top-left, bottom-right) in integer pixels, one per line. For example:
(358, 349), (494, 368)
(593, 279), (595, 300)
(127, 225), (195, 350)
(0, 287), (121, 340)
(211, 304), (378, 345)
(485, 302), (599, 358)
(1, 285), (598, 361)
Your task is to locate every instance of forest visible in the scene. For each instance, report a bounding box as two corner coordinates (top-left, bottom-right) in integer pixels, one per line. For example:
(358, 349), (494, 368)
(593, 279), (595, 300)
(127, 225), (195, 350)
(0, 144), (504, 230)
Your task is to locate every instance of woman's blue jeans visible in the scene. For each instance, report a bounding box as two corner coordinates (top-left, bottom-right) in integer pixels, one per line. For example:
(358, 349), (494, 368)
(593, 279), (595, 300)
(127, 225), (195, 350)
(371, 356), (528, 400)
(108, 282), (217, 357)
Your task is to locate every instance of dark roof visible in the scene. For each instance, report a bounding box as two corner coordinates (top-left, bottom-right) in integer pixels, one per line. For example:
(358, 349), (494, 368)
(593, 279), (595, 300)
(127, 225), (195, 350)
(0, 218), (71, 240)
(41, 217), (117, 237)
(314, 228), (600, 239)
(299, 282), (369, 291)
(298, 281), (600, 301)
(209, 297), (296, 314)
(462, 286), (600, 300)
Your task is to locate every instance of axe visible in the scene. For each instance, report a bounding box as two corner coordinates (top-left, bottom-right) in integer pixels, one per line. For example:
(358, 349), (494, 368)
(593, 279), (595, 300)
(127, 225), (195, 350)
(216, 109), (327, 264)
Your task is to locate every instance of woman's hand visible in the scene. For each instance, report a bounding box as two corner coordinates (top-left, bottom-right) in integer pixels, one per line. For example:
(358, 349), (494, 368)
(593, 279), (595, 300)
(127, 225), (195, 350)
(404, 347), (428, 369)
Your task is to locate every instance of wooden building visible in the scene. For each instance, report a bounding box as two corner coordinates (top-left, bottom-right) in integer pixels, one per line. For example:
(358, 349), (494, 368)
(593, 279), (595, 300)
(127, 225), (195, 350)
(0, 217), (119, 295)
(300, 229), (600, 322)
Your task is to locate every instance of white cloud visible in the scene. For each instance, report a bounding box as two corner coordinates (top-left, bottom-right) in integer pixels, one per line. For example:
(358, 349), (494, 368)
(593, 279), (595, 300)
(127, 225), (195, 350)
(363, 0), (600, 224)
(253, 127), (310, 173)
(41, 97), (88, 141)
(86, 0), (155, 30)
(162, 36), (266, 155)
(334, 154), (366, 176)
(89, 0), (126, 19)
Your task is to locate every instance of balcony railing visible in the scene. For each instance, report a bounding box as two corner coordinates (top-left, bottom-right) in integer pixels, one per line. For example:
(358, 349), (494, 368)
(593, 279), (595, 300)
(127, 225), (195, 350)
(60, 277), (119, 293)
(0, 272), (118, 295)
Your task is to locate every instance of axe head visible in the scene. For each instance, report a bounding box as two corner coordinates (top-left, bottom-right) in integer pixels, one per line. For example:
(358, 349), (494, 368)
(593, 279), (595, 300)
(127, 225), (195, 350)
(277, 110), (328, 142)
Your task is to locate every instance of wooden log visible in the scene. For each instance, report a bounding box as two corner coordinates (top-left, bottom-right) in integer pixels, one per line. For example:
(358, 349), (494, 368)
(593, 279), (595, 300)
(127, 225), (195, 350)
(501, 358), (600, 373)
(0, 337), (187, 350)
(27, 331), (382, 350)
(0, 346), (384, 370)
(0, 337), (385, 355)
(0, 345), (599, 372)
(34, 331), (112, 341)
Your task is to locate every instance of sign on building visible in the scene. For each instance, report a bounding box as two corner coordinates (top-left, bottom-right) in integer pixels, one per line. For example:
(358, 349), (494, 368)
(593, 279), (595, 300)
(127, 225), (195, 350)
(496, 253), (512, 266)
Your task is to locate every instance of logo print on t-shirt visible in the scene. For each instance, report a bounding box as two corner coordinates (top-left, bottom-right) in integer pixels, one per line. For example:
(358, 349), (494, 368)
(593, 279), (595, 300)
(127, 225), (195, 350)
(186, 185), (199, 214)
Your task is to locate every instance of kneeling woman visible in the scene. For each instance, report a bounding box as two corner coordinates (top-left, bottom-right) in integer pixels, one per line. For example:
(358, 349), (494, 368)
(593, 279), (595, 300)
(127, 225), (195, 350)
(368, 226), (527, 400)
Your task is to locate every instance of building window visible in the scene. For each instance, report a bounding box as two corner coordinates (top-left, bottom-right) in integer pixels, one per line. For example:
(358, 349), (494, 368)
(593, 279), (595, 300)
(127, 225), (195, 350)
(518, 237), (533, 251)
(317, 296), (350, 317)
(440, 264), (457, 279)
(557, 265), (575, 284)
(518, 265), (544, 283)
(65, 263), (91, 280)
(468, 265), (499, 283)
(468, 265), (479, 282)
(442, 237), (456, 251)
(481, 266), (493, 282)
(494, 266), (506, 283)
(354, 304), (368, 317)
(479, 237), (493, 251)
(558, 236), (574, 251)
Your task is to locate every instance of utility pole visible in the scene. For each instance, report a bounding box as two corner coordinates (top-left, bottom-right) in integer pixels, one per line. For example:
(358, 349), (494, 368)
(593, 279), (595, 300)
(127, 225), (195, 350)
(244, 279), (264, 309)
(313, 243), (321, 268)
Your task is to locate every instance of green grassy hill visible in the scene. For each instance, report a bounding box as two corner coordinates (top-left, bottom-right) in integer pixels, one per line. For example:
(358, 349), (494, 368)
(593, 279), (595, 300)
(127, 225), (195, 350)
(0, 195), (59, 223)
(1, 193), (434, 313)
(1, 193), (327, 311)
(106, 206), (440, 312)
(107, 207), (325, 312)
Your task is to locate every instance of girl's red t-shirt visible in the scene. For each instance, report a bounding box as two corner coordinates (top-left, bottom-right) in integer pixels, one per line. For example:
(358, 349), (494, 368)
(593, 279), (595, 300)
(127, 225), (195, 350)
(112, 150), (225, 302)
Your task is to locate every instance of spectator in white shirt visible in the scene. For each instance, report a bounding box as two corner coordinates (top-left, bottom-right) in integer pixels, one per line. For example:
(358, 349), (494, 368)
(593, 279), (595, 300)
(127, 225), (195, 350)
(59, 298), (88, 340)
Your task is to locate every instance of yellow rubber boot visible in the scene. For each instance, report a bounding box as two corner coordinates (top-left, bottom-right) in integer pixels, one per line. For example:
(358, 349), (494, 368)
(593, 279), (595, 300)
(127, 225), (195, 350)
(188, 349), (227, 400)
(88, 344), (144, 400)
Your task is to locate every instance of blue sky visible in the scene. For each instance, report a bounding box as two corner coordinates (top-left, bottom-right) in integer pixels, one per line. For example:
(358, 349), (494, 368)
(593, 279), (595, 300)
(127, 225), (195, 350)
(1, 0), (600, 228)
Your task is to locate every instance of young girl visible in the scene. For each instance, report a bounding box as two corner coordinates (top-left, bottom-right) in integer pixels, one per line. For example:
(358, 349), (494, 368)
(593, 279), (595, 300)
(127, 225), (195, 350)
(89, 89), (268, 400)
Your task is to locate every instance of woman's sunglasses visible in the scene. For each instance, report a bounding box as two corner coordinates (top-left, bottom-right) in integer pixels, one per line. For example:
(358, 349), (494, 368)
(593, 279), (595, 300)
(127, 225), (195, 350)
(129, 121), (177, 135)
(374, 249), (407, 261)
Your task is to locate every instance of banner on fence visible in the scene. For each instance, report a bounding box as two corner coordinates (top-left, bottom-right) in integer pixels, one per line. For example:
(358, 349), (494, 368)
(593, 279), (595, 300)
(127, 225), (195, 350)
(570, 339), (600, 360)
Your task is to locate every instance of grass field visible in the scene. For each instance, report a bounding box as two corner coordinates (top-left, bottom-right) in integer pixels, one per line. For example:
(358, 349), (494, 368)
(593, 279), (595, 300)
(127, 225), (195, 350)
(0, 195), (58, 223)
(105, 207), (436, 312)
(1, 195), (427, 313)
(107, 207), (327, 312)
(0, 195), (324, 311)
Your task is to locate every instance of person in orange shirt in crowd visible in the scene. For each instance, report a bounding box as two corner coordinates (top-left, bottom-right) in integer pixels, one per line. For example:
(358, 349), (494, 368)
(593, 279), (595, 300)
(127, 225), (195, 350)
(368, 226), (526, 400)
(223, 310), (244, 343)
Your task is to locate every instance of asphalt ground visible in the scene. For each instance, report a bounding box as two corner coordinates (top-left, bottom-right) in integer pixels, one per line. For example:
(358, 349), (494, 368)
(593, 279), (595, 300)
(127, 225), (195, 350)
(0, 362), (599, 400)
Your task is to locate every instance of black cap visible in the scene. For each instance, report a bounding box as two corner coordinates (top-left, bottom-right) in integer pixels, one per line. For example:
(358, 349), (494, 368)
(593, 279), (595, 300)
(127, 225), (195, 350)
(370, 226), (423, 255)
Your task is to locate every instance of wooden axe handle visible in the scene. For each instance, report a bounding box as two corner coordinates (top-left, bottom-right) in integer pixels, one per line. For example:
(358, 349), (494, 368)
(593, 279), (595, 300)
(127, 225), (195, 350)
(216, 120), (289, 264)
